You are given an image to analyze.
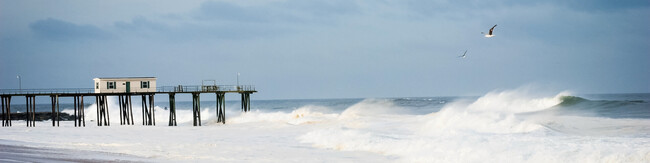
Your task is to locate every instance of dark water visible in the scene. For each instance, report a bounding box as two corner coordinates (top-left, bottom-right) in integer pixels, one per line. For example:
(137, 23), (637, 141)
(547, 94), (650, 118)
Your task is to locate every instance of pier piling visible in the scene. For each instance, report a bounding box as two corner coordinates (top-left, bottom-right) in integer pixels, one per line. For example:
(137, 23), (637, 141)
(141, 94), (155, 126)
(26, 96), (35, 127)
(168, 93), (177, 126)
(216, 93), (225, 124)
(73, 95), (85, 127)
(119, 95), (134, 125)
(192, 93), (201, 126)
(241, 93), (251, 112)
(97, 95), (110, 126)
(50, 95), (60, 127)
(1, 96), (11, 127)
(119, 96), (123, 125)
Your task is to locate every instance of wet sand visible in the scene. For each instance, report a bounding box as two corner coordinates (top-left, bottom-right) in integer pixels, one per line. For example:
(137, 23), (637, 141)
(0, 142), (151, 163)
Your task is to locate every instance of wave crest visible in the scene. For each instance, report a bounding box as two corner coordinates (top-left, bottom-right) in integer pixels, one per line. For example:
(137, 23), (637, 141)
(419, 89), (569, 134)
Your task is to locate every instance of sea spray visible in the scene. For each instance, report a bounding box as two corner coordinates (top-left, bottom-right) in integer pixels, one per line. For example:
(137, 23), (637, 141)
(418, 89), (568, 134)
(227, 105), (338, 125)
(299, 89), (650, 162)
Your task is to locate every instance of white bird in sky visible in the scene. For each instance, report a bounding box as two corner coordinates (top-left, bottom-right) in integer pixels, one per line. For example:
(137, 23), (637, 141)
(458, 50), (468, 58)
(481, 24), (497, 38)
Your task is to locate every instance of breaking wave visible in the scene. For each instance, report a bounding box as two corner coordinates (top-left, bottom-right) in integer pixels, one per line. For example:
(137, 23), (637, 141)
(297, 88), (650, 162)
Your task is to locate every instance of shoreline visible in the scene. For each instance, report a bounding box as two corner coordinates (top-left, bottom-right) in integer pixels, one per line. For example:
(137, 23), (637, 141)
(0, 140), (152, 163)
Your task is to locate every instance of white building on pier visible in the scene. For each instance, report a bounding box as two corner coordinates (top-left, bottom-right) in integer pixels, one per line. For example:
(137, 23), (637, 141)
(93, 77), (156, 93)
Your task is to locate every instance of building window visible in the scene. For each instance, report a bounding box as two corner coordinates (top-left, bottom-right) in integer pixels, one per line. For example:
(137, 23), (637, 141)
(107, 81), (116, 89)
(96, 82), (99, 89)
(141, 81), (150, 88)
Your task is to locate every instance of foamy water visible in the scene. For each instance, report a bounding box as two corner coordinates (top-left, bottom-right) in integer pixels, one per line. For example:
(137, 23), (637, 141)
(1, 88), (649, 162)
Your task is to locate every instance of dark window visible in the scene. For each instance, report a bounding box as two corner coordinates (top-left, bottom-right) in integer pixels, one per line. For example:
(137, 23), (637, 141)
(96, 82), (99, 89)
(141, 81), (149, 88)
(107, 81), (116, 89)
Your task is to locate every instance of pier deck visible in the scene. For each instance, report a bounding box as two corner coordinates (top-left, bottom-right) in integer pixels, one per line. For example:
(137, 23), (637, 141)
(0, 85), (256, 96)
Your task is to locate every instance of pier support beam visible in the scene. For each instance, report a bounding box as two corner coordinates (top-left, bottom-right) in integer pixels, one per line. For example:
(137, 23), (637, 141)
(1, 96), (11, 127)
(119, 95), (134, 125)
(192, 93), (201, 126)
(73, 95), (85, 127)
(141, 94), (155, 126)
(51, 95), (60, 127)
(240, 93), (251, 112)
(26, 96), (35, 127)
(96, 95), (110, 126)
(216, 93), (226, 124)
(168, 93), (177, 126)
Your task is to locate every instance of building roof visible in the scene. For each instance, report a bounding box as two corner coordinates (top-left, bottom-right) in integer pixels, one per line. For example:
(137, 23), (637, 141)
(94, 77), (157, 79)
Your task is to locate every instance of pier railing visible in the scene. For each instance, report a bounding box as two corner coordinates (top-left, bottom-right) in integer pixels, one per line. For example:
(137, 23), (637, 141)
(0, 85), (255, 95)
(157, 85), (256, 93)
(0, 88), (94, 95)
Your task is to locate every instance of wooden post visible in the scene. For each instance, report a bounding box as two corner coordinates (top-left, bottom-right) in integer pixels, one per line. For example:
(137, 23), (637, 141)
(26, 96), (30, 127)
(168, 93), (176, 126)
(1, 96), (11, 127)
(100, 95), (105, 126)
(141, 95), (146, 125)
(141, 94), (155, 126)
(74, 96), (84, 127)
(56, 95), (59, 127)
(8, 96), (12, 127)
(96, 96), (99, 126)
(25, 96), (36, 127)
(240, 93), (251, 112)
(119, 95), (124, 125)
(216, 93), (225, 124)
(197, 94), (201, 126)
(95, 96), (99, 126)
(32, 96), (35, 127)
(128, 95), (134, 125)
(1, 96), (5, 127)
(119, 95), (134, 125)
(74, 96), (77, 127)
(105, 95), (110, 126)
(50, 95), (59, 127)
(150, 94), (155, 126)
(97, 95), (110, 126)
(80, 95), (85, 127)
(246, 93), (250, 112)
(51, 95), (55, 127)
(192, 93), (201, 126)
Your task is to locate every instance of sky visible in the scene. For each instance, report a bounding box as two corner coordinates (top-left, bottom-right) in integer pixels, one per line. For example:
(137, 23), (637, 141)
(1, 0), (649, 100)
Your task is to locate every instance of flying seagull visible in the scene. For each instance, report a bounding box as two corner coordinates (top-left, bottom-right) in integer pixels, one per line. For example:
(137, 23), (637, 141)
(481, 24), (497, 38)
(458, 50), (468, 58)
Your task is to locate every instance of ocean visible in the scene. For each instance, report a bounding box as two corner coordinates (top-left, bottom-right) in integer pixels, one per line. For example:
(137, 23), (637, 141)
(1, 88), (649, 162)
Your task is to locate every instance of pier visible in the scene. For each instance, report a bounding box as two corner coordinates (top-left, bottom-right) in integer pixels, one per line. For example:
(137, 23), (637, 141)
(0, 85), (256, 127)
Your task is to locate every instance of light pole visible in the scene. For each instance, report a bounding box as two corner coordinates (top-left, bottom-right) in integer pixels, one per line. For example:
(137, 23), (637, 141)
(16, 75), (21, 90)
(237, 73), (240, 90)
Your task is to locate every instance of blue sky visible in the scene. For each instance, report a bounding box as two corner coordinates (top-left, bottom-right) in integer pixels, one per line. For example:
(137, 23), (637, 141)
(1, 0), (649, 100)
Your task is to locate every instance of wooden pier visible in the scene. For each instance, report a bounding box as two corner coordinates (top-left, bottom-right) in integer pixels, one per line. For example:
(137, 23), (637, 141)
(0, 85), (256, 127)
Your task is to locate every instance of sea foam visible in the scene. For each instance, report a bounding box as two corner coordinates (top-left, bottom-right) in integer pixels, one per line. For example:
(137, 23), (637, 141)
(299, 88), (650, 162)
